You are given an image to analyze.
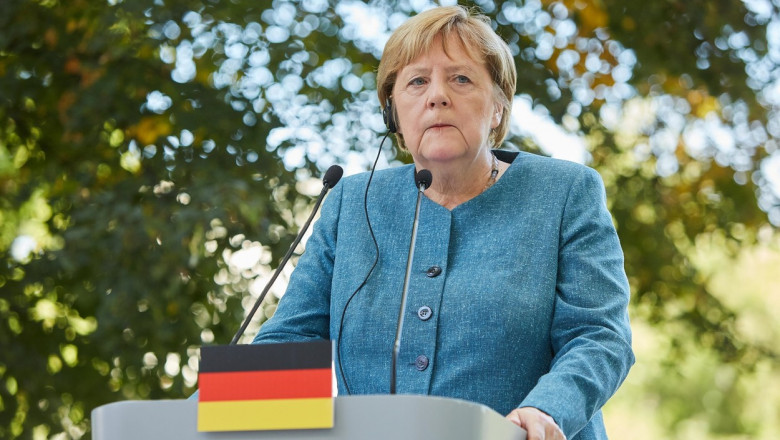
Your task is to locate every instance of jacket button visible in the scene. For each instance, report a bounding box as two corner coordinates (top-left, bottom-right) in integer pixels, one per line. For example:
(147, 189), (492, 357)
(425, 266), (442, 277)
(417, 306), (432, 321)
(415, 355), (429, 371)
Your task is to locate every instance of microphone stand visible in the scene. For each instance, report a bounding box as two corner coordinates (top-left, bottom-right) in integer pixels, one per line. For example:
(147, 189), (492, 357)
(229, 165), (343, 345)
(390, 169), (432, 394)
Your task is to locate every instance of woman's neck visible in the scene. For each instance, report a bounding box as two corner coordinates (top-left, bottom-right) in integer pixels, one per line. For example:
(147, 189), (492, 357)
(421, 150), (505, 210)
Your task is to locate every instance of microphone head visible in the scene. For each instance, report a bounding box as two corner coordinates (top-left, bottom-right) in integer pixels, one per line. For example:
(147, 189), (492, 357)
(322, 165), (344, 188)
(415, 169), (433, 190)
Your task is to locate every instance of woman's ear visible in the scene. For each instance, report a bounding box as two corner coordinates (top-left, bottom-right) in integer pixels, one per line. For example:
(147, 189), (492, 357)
(393, 104), (403, 135)
(383, 100), (397, 133)
(492, 105), (503, 129)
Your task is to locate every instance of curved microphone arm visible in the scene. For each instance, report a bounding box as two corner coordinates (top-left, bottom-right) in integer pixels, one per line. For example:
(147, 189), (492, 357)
(229, 165), (343, 345)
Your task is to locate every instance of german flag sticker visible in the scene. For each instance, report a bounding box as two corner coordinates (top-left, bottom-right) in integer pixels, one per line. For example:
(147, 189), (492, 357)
(197, 340), (334, 432)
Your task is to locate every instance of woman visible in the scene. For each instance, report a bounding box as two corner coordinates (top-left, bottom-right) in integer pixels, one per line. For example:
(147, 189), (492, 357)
(253, 6), (634, 440)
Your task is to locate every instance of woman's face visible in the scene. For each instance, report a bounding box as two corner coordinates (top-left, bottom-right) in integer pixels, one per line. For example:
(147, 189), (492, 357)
(391, 34), (502, 167)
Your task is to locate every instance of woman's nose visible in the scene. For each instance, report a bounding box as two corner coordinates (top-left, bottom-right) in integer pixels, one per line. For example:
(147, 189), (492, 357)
(426, 78), (450, 108)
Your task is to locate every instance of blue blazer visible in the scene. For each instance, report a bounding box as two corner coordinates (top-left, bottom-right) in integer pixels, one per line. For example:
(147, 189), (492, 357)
(254, 150), (634, 439)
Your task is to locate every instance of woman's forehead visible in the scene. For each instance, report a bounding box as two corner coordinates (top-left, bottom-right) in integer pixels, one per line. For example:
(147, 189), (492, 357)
(402, 33), (485, 70)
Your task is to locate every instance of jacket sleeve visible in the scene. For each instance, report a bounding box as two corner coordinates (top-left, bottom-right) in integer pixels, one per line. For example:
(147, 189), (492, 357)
(519, 166), (635, 438)
(250, 180), (344, 344)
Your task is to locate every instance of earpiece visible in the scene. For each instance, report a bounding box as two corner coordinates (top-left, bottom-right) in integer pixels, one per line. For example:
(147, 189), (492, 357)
(382, 101), (397, 133)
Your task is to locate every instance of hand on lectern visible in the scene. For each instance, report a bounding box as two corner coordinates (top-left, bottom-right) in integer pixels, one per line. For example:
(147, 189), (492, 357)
(506, 407), (566, 440)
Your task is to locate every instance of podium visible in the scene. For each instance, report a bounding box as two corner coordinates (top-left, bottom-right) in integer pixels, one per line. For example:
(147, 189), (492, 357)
(92, 394), (527, 439)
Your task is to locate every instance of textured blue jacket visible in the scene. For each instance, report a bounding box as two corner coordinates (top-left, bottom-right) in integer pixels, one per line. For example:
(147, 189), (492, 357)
(253, 150), (634, 439)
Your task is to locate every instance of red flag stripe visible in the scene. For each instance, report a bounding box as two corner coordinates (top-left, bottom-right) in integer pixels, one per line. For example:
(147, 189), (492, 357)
(199, 368), (332, 401)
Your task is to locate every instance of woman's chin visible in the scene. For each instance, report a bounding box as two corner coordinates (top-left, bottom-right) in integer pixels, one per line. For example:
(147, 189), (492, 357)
(416, 144), (470, 164)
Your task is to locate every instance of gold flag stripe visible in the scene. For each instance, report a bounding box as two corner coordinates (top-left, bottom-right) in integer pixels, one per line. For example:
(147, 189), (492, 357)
(197, 397), (333, 432)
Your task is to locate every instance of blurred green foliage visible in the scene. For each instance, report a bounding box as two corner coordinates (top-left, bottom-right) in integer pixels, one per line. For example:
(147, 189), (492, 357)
(1, 0), (778, 438)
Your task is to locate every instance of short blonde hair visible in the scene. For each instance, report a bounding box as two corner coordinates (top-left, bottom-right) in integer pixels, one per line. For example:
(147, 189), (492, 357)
(377, 6), (516, 150)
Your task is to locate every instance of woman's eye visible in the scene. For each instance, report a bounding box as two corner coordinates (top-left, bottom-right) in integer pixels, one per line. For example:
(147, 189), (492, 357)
(455, 75), (471, 84)
(409, 77), (426, 86)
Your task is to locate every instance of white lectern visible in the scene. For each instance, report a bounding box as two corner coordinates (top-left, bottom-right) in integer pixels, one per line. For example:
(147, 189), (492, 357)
(92, 394), (527, 440)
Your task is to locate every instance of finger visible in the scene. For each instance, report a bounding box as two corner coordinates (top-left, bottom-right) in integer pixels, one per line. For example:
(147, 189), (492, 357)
(505, 409), (526, 428)
(544, 423), (566, 440)
(507, 409), (565, 440)
(531, 424), (547, 440)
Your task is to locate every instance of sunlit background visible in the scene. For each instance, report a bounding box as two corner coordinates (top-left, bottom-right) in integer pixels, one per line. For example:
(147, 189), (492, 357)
(1, 0), (779, 438)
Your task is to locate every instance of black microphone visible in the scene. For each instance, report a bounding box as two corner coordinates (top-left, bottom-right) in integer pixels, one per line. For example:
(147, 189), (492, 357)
(415, 169), (432, 189)
(322, 165), (344, 189)
(390, 169), (432, 394)
(230, 165), (344, 345)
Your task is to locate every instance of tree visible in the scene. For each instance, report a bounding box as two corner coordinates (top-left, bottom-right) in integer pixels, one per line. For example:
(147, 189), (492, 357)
(1, 0), (778, 438)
